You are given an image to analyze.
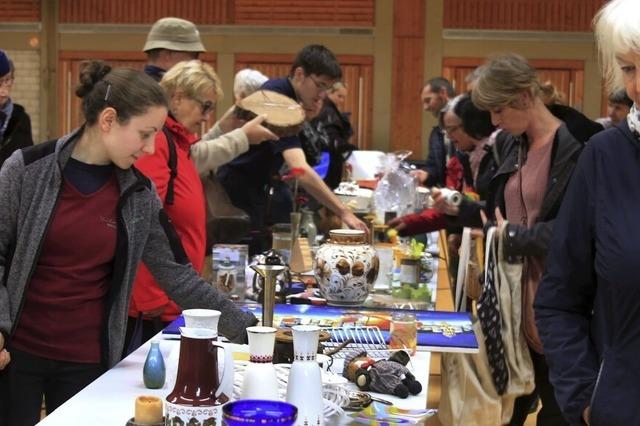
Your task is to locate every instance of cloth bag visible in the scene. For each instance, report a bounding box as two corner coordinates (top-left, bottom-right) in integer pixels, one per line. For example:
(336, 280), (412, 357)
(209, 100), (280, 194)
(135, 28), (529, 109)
(493, 222), (535, 400)
(453, 228), (483, 310)
(202, 171), (251, 248)
(438, 225), (534, 425)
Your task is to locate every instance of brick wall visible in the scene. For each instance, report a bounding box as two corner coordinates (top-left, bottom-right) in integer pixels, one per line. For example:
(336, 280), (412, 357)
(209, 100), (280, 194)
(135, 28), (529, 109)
(6, 50), (40, 143)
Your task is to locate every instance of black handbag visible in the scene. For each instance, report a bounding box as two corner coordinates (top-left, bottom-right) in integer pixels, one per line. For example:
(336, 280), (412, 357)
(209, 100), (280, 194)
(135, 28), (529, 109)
(202, 171), (251, 248)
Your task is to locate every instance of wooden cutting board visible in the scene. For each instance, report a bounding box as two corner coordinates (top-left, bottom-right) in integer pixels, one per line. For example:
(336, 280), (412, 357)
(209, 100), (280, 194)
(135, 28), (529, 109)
(235, 90), (305, 137)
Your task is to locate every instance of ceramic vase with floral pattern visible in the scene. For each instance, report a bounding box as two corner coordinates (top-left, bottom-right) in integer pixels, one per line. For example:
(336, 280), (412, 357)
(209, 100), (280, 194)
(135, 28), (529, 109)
(313, 229), (379, 306)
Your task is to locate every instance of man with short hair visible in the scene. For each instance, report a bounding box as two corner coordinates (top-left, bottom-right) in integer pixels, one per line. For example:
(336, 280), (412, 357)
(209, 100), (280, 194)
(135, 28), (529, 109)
(597, 89), (633, 129)
(142, 17), (204, 82)
(218, 44), (367, 253)
(412, 77), (455, 187)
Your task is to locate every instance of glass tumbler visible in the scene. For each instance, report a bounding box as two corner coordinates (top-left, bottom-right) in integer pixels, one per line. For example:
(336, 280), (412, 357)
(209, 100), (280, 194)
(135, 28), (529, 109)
(389, 311), (417, 356)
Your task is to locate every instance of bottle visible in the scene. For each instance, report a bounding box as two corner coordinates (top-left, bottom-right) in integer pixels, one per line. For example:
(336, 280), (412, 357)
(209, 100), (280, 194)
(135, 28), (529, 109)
(143, 340), (166, 389)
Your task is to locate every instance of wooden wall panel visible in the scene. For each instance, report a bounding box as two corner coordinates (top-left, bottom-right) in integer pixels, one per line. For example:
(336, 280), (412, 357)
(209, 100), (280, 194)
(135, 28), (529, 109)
(1, 0), (40, 22)
(232, 0), (375, 27)
(58, 51), (216, 134)
(59, 0), (230, 24)
(58, 0), (374, 26)
(234, 54), (374, 149)
(441, 65), (476, 94)
(390, 0), (425, 159)
(443, 0), (605, 31)
(601, 83), (609, 118)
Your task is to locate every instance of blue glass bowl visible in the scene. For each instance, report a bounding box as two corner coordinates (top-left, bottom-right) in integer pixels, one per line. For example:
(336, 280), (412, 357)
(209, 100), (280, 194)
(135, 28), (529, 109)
(222, 400), (297, 425)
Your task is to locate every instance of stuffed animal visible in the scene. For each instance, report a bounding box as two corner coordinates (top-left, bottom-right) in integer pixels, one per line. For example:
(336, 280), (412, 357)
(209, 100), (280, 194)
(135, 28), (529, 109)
(342, 350), (422, 398)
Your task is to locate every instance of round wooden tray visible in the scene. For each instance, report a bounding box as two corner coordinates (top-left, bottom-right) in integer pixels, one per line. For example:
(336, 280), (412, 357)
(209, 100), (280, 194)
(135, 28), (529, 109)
(234, 90), (305, 138)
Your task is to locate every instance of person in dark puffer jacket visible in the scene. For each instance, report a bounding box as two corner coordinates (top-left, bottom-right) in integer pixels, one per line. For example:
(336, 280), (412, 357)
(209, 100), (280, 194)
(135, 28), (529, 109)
(536, 1), (640, 424)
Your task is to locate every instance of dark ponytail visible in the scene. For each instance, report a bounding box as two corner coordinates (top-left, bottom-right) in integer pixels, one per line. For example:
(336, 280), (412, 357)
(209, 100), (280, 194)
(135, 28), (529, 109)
(76, 60), (168, 125)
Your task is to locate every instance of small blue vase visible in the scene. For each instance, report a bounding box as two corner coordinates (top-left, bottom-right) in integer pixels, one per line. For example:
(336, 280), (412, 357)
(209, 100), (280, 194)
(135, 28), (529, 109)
(143, 340), (166, 389)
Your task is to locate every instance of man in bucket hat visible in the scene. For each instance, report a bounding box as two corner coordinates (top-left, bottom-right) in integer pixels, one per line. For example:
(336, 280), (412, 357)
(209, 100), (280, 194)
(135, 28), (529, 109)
(143, 17), (205, 81)
(0, 49), (32, 168)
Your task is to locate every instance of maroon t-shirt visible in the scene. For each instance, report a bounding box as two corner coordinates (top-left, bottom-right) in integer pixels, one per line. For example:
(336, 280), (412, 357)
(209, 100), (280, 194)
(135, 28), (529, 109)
(12, 161), (119, 363)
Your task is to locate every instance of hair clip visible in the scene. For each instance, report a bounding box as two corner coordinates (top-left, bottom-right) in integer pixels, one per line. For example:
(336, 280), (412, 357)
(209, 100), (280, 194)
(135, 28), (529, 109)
(104, 84), (112, 102)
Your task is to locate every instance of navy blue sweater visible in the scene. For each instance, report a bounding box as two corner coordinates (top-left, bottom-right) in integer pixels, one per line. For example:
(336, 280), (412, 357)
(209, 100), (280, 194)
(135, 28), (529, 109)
(535, 119), (640, 425)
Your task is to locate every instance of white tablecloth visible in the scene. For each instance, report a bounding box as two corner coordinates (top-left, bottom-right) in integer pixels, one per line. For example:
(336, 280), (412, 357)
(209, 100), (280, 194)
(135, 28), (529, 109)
(36, 335), (431, 425)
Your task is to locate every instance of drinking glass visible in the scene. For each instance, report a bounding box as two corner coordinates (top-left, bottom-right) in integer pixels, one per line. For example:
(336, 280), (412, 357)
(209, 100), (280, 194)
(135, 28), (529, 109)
(389, 311), (417, 355)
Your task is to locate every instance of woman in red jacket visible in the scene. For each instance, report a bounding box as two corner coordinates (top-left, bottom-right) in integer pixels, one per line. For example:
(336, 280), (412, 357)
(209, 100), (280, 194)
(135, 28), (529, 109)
(124, 60), (223, 350)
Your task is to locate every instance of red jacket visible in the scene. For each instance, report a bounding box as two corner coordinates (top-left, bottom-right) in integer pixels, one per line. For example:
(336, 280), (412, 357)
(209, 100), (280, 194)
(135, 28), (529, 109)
(129, 116), (206, 322)
(399, 154), (468, 236)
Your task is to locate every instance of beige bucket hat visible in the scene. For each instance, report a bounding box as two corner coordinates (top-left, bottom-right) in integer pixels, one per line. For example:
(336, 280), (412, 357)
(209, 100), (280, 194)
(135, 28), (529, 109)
(143, 17), (205, 53)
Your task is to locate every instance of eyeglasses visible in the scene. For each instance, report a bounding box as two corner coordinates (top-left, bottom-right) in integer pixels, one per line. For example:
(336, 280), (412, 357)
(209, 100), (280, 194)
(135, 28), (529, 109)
(0, 76), (14, 88)
(307, 75), (331, 93)
(444, 124), (462, 134)
(193, 98), (215, 114)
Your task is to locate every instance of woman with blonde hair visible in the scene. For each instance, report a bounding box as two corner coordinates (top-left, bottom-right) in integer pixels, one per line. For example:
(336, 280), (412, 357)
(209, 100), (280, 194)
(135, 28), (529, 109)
(536, 0), (640, 424)
(124, 60), (260, 349)
(435, 52), (582, 425)
(474, 53), (582, 425)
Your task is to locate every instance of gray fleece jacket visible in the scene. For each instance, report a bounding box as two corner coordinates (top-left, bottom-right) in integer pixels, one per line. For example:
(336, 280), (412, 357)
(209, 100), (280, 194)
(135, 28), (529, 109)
(0, 128), (257, 367)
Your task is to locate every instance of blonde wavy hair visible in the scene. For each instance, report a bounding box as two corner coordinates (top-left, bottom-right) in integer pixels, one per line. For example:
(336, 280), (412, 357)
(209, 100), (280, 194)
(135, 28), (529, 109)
(160, 60), (223, 101)
(471, 53), (540, 111)
(594, 0), (640, 93)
